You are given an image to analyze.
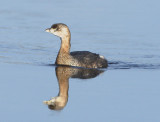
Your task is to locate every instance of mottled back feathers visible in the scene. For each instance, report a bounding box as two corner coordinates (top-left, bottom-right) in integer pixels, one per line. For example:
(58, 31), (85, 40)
(70, 51), (108, 68)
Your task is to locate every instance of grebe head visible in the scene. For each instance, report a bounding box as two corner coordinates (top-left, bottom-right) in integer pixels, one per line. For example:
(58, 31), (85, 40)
(46, 23), (70, 39)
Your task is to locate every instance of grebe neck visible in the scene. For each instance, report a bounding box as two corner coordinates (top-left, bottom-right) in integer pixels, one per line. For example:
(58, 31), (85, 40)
(59, 35), (71, 54)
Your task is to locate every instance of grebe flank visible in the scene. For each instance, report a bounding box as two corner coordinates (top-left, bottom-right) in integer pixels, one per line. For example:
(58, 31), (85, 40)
(46, 23), (108, 68)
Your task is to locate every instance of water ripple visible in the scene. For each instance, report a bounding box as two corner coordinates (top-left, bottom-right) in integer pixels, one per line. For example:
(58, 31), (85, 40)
(108, 61), (160, 70)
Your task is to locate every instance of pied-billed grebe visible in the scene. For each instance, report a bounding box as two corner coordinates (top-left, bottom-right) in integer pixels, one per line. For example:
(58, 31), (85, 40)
(46, 23), (108, 68)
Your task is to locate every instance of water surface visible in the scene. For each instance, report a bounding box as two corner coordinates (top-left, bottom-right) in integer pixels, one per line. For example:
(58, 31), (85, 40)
(0, 0), (160, 122)
(0, 0), (160, 68)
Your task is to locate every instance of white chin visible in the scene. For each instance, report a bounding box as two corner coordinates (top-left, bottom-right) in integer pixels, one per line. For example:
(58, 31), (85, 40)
(45, 29), (50, 32)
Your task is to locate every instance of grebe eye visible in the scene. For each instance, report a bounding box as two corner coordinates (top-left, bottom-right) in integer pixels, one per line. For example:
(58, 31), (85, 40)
(51, 24), (58, 29)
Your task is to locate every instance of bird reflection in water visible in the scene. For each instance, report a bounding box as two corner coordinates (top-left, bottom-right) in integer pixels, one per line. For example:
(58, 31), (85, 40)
(44, 66), (105, 110)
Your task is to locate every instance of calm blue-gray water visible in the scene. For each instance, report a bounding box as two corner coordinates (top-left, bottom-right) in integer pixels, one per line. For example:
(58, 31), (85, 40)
(0, 0), (160, 122)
